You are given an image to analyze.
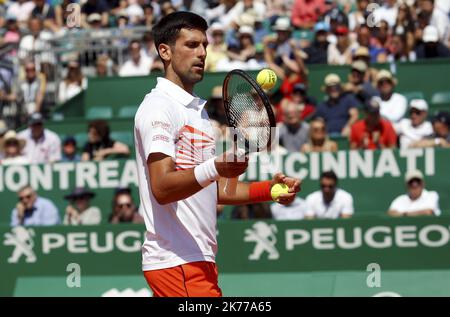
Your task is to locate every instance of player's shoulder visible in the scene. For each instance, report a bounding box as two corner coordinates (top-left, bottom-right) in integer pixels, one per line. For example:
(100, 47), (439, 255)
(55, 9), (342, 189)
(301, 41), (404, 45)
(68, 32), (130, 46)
(135, 90), (180, 122)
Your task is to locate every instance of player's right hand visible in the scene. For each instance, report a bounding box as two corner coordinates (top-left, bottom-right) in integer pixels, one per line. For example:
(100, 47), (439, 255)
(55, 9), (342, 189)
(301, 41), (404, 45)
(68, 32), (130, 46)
(214, 151), (248, 178)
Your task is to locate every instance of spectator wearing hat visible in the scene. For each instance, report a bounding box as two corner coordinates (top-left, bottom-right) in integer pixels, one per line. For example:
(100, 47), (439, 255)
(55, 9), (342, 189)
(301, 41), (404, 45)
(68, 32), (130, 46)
(263, 16), (305, 80)
(376, 69), (408, 123)
(301, 117), (338, 153)
(119, 40), (154, 77)
(315, 73), (359, 136)
(18, 113), (62, 164)
(343, 60), (379, 104)
(415, 25), (450, 59)
(303, 21), (330, 64)
(226, 26), (256, 65)
(64, 188), (101, 225)
(388, 170), (441, 217)
(350, 96), (397, 150)
(412, 111), (450, 148)
(81, 0), (110, 28)
(17, 60), (46, 115)
(109, 187), (144, 224)
(82, 119), (130, 161)
(395, 99), (433, 149)
(86, 12), (103, 29)
(291, 0), (327, 30)
(11, 185), (60, 227)
(327, 25), (353, 65)
(277, 103), (310, 152)
(0, 130), (29, 165)
(205, 23), (228, 72)
(58, 61), (87, 104)
(278, 83), (316, 122)
(61, 136), (81, 162)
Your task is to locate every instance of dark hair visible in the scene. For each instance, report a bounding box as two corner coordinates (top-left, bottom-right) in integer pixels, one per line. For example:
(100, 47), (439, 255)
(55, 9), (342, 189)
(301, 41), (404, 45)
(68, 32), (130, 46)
(142, 31), (153, 43)
(88, 120), (110, 142)
(152, 11), (208, 58)
(128, 39), (141, 50)
(320, 170), (338, 183)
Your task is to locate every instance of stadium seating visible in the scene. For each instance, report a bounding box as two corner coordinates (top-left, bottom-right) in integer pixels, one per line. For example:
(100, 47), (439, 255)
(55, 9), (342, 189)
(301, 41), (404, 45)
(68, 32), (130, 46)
(117, 105), (139, 119)
(86, 106), (114, 120)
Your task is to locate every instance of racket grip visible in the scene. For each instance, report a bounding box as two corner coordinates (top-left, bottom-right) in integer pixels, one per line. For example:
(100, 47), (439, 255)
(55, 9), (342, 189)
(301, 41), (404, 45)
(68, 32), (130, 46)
(224, 177), (238, 196)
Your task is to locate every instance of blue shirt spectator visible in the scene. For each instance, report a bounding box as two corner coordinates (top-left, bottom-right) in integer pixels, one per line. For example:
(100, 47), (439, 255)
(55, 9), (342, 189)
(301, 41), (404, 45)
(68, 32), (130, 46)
(11, 186), (60, 227)
(315, 74), (360, 136)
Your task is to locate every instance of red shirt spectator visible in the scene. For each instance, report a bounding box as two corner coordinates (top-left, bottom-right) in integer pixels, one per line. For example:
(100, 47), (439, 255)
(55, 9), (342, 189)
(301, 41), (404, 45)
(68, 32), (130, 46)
(277, 83), (315, 122)
(291, 0), (327, 29)
(350, 97), (397, 150)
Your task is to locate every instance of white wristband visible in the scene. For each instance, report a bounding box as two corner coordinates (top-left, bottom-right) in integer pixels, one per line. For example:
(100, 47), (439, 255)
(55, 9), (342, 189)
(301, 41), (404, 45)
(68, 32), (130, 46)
(194, 157), (220, 187)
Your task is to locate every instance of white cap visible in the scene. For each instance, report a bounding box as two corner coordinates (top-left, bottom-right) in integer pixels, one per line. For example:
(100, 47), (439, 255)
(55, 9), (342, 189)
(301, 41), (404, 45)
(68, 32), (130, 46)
(423, 25), (439, 43)
(410, 99), (428, 111)
(87, 13), (102, 23)
(404, 169), (424, 183)
(210, 22), (224, 33)
(273, 17), (292, 31)
(238, 25), (254, 36)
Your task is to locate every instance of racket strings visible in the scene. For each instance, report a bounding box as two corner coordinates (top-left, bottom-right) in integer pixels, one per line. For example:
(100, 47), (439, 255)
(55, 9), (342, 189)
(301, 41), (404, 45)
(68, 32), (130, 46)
(225, 76), (272, 152)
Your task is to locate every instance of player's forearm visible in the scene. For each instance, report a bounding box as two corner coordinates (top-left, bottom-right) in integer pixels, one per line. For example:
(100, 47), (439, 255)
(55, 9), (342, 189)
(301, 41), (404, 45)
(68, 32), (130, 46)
(151, 168), (205, 205)
(217, 180), (251, 205)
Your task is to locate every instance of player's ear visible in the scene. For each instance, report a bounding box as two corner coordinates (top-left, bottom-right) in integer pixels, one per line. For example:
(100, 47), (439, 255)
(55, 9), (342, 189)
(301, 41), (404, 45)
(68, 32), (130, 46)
(158, 43), (172, 63)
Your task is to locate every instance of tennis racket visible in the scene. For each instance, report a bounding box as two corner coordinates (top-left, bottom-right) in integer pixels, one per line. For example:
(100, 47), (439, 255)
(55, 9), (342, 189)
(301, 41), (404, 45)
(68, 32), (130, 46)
(222, 69), (276, 195)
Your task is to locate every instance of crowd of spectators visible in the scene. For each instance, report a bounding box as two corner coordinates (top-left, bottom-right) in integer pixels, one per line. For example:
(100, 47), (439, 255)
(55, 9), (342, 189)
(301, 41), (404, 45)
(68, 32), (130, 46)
(10, 185), (144, 226)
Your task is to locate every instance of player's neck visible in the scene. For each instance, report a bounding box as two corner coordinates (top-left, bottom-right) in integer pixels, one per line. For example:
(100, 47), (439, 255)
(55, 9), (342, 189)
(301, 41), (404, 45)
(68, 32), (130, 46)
(165, 71), (194, 95)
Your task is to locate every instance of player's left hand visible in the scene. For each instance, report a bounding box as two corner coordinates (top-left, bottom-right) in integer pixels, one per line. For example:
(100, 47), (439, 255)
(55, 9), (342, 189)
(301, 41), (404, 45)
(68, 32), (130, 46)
(270, 172), (302, 205)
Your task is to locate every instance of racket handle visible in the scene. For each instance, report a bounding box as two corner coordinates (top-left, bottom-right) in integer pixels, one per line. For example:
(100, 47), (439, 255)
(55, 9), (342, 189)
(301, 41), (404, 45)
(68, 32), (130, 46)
(224, 177), (238, 196)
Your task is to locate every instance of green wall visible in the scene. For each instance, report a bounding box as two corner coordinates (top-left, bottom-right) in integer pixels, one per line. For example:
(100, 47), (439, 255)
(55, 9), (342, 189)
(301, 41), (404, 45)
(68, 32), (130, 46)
(3, 217), (450, 296)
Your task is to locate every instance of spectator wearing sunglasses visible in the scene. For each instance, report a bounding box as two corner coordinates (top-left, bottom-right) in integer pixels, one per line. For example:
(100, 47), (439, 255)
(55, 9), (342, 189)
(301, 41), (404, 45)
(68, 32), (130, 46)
(10, 185), (60, 227)
(63, 188), (101, 225)
(109, 188), (144, 224)
(394, 99), (433, 149)
(304, 171), (354, 219)
(301, 117), (338, 153)
(387, 170), (441, 217)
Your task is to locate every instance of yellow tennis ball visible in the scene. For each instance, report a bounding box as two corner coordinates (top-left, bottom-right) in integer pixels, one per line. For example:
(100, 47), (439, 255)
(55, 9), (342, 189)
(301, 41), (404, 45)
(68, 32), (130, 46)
(257, 69), (277, 90)
(271, 183), (289, 201)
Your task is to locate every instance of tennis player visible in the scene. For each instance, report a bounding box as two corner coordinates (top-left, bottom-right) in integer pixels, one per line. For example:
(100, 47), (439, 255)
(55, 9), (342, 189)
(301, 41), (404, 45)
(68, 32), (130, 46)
(134, 11), (301, 297)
